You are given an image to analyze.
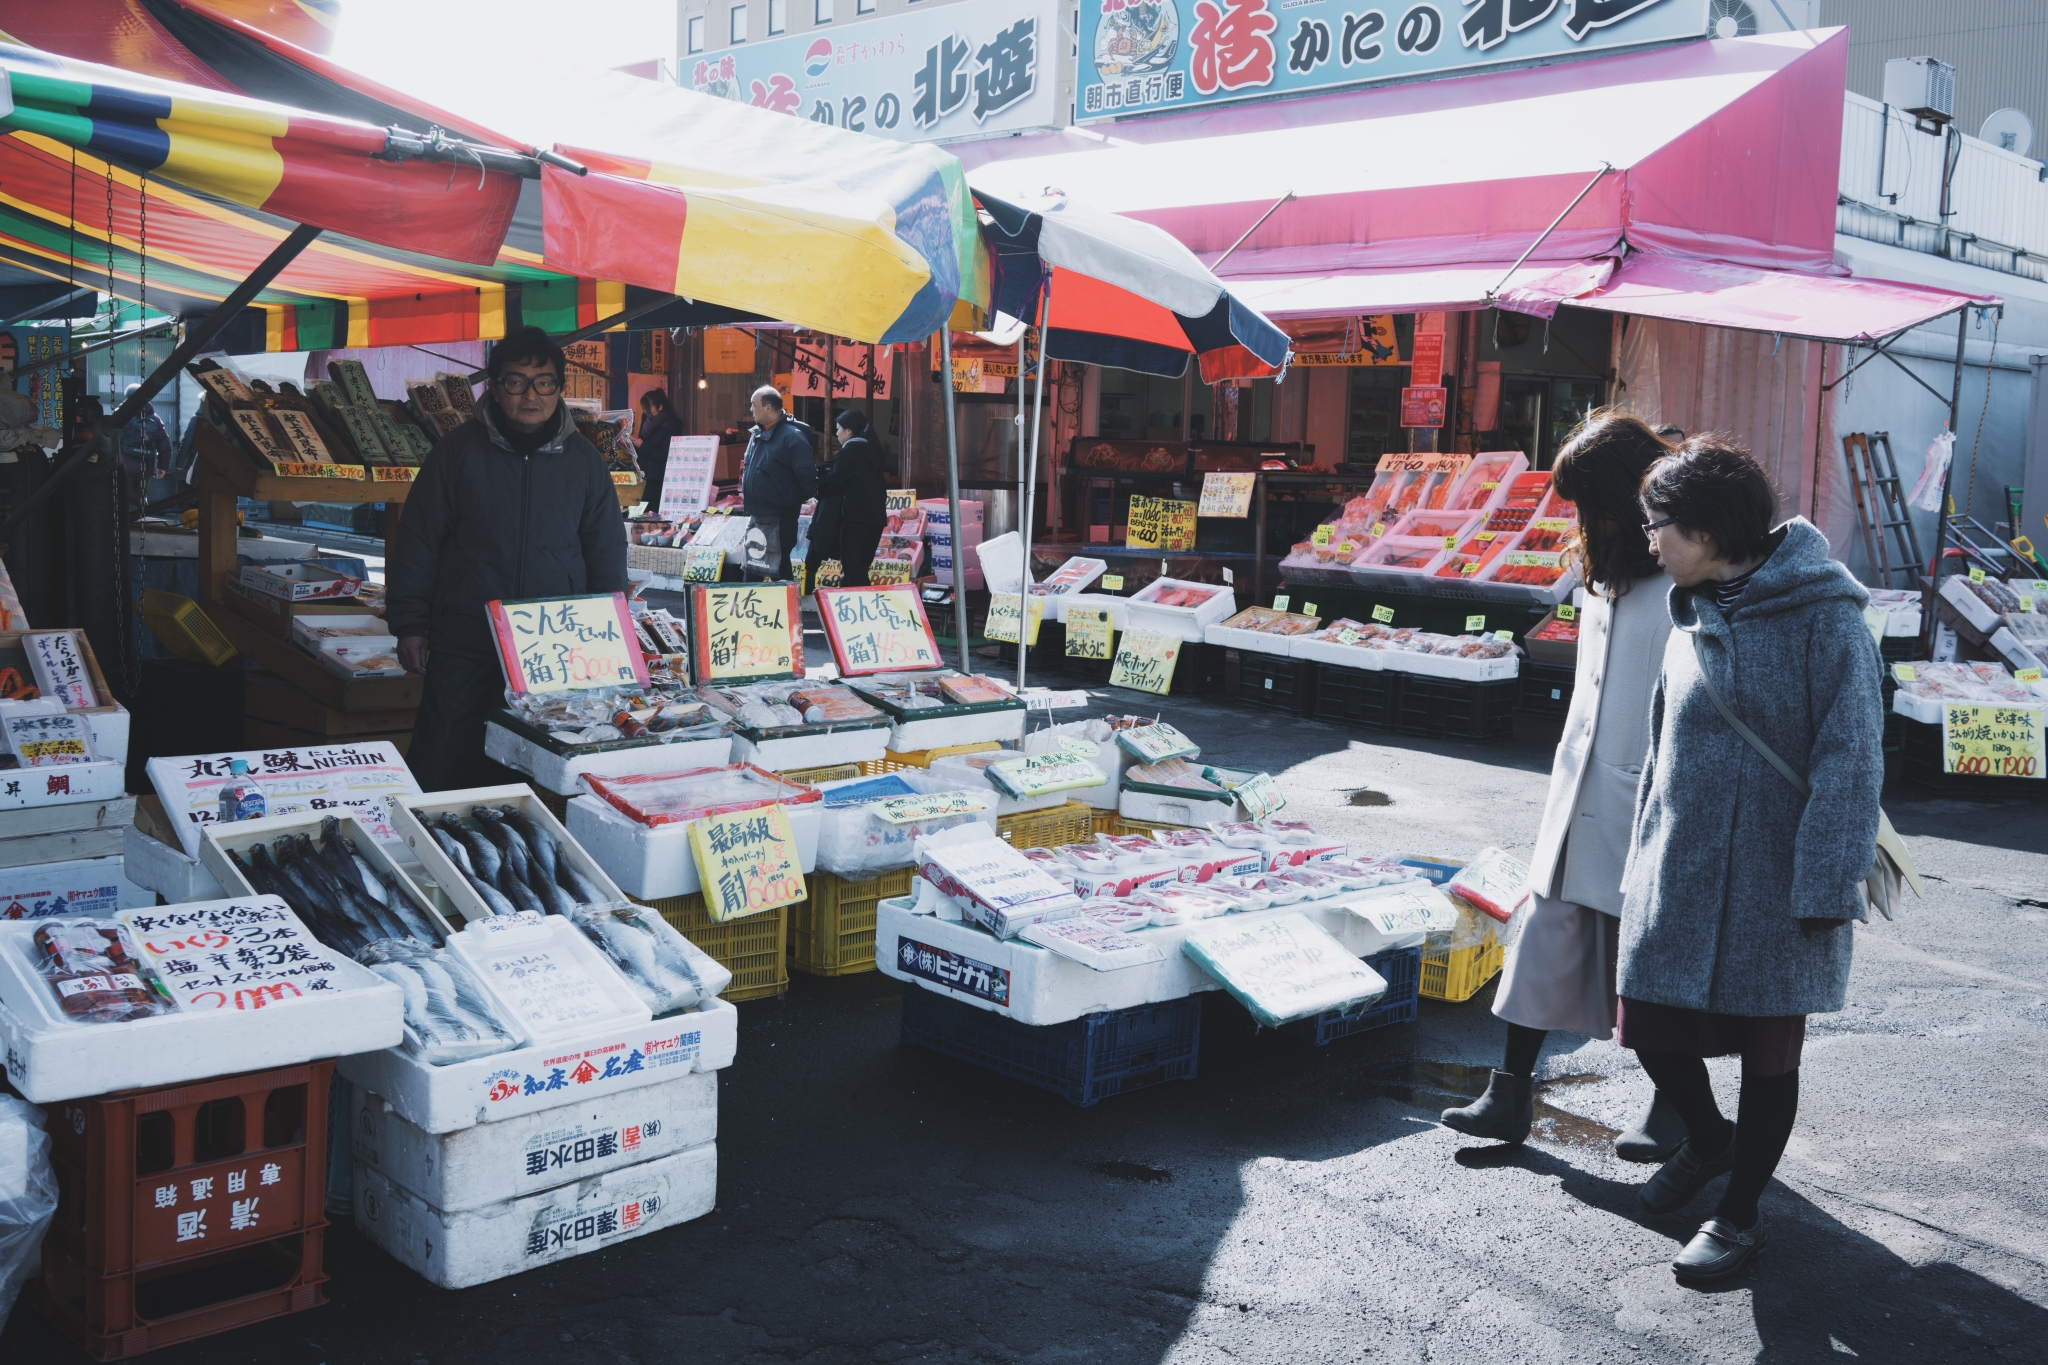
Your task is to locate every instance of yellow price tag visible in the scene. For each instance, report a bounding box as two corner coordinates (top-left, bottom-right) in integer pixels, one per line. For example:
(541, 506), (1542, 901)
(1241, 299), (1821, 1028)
(1101, 574), (1125, 592)
(1480, 481), (1499, 490)
(1370, 604), (1394, 624)
(1556, 603), (1578, 621)
(1109, 629), (1182, 695)
(690, 803), (808, 922)
(1969, 567), (1986, 584)
(1303, 602), (1318, 617)
(2022, 595), (2036, 612)
(1312, 526), (1333, 546)
(1443, 536), (1457, 550)
(1465, 614), (1486, 632)
(1493, 629), (1514, 642)
(1893, 663), (1916, 683)
(1064, 609), (1113, 660)
(1941, 702), (2044, 777)
(1476, 531), (1497, 541)
(1272, 595), (1289, 612)
(2018, 668), (2043, 683)
(1370, 522), (1386, 538)
(1461, 562), (1480, 576)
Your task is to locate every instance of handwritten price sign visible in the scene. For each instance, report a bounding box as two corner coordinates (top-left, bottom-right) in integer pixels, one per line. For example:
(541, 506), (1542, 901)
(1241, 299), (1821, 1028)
(816, 584), (942, 674)
(1198, 472), (1256, 518)
(1109, 630), (1182, 695)
(1125, 496), (1197, 551)
(690, 803), (807, 922)
(1065, 608), (1113, 660)
(983, 592), (1046, 646)
(1942, 703), (2045, 778)
(691, 583), (803, 682)
(487, 594), (648, 695)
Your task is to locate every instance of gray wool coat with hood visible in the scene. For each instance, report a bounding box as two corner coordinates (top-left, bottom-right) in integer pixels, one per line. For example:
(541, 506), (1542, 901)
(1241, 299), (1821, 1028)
(1617, 518), (1884, 1018)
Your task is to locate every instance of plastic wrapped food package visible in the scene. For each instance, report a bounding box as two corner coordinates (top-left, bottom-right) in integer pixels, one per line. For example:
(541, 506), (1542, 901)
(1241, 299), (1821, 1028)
(1515, 519), (1575, 554)
(358, 939), (518, 1065)
(581, 764), (819, 827)
(566, 902), (731, 1014)
(1021, 916), (1168, 971)
(1182, 914), (1389, 1027)
(699, 680), (882, 730)
(1447, 845), (1533, 924)
(1894, 662), (2033, 704)
(1132, 885), (1234, 927)
(31, 920), (174, 1024)
(0, 1095), (57, 1335)
(814, 771), (993, 877)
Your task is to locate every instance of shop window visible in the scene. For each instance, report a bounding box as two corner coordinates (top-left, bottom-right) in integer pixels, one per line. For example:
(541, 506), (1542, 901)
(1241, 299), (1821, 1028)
(688, 13), (705, 52)
(815, 0), (833, 21)
(768, 0), (786, 34)
(1097, 370), (1184, 442)
(1493, 375), (1605, 470)
(1209, 378), (1276, 443)
(730, 4), (747, 43)
(857, 0), (875, 10)
(1345, 368), (1407, 466)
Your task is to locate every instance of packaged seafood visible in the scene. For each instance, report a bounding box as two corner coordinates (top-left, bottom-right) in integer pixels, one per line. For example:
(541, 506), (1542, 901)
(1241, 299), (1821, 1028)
(914, 826), (1084, 939)
(1182, 913), (1389, 1027)
(580, 764), (818, 828)
(358, 938), (519, 1065)
(1020, 916), (1168, 971)
(30, 919), (173, 1024)
(566, 902), (732, 1015)
(1447, 845), (1533, 924)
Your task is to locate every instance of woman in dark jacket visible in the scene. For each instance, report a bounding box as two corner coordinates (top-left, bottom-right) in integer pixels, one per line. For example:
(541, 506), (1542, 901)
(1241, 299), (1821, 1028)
(1619, 437), (1884, 1286)
(817, 410), (889, 587)
(634, 389), (685, 511)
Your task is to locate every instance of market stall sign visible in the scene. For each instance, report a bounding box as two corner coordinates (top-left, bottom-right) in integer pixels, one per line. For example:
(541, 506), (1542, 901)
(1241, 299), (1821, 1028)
(873, 790), (990, 824)
(1230, 771), (1285, 821)
(1065, 608), (1113, 660)
(885, 489), (918, 513)
(1311, 526), (1332, 546)
(1109, 630), (1181, 695)
(276, 461), (364, 481)
(682, 546), (724, 582)
(121, 900), (346, 1012)
(1465, 614), (1487, 632)
(983, 592), (1046, 646)
(690, 803), (808, 922)
(868, 559), (915, 586)
(1289, 316), (1402, 366)
(703, 327), (757, 373)
(658, 436), (721, 521)
(1399, 385), (1448, 429)
(1371, 605), (1394, 624)
(1556, 603), (1578, 621)
(487, 593), (648, 695)
(1409, 331), (1445, 386)
(1101, 574), (1125, 591)
(370, 466), (417, 483)
(1117, 721), (1197, 764)
(1126, 495), (1197, 551)
(691, 583), (804, 682)
(1941, 704), (2044, 778)
(1199, 472), (1257, 518)
(816, 584), (943, 674)
(1272, 595), (1290, 612)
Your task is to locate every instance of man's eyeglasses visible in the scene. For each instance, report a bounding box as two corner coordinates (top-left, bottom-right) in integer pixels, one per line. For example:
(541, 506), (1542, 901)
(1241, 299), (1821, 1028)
(1643, 515), (1676, 541)
(495, 373), (562, 395)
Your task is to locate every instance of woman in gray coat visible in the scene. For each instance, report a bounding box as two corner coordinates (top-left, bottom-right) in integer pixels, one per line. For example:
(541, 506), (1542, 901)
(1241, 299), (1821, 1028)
(1441, 413), (1682, 1160)
(1620, 438), (1883, 1285)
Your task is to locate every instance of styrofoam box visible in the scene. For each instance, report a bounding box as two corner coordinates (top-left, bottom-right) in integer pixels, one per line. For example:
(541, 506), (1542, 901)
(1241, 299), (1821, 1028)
(1118, 788), (1241, 827)
(0, 855), (152, 921)
(391, 785), (626, 925)
(1892, 691), (1942, 725)
(290, 613), (392, 651)
(885, 705), (1025, 755)
(1052, 592), (1128, 628)
(352, 1068), (716, 1212)
(565, 794), (821, 900)
(812, 770), (998, 879)
(1204, 624), (1297, 657)
(199, 810), (460, 940)
(729, 725), (891, 773)
(483, 724), (735, 798)
(355, 1142), (716, 1289)
(1374, 649), (1520, 683)
(875, 889), (1424, 1027)
(1288, 637), (1383, 669)
(1124, 579), (1237, 642)
(1018, 724), (1124, 810)
(1938, 575), (2001, 634)
(0, 918), (403, 1104)
(337, 993), (738, 1134)
(973, 531), (1033, 595)
(0, 760), (126, 811)
(122, 823), (226, 902)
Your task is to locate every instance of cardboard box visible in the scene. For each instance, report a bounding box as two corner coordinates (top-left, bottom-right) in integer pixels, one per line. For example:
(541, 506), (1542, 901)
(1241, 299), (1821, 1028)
(1521, 607), (1579, 666)
(223, 575), (370, 640)
(238, 562), (363, 602)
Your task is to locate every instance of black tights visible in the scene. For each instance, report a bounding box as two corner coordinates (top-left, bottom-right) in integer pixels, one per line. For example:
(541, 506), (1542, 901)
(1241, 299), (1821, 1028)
(1503, 1023), (1546, 1078)
(1634, 1050), (1800, 1228)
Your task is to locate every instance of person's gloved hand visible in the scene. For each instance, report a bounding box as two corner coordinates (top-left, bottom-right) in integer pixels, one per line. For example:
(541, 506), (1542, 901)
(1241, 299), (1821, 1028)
(1799, 917), (1848, 939)
(397, 636), (429, 676)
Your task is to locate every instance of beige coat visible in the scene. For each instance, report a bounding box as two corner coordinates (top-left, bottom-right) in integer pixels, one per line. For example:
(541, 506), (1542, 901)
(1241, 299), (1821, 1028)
(1526, 572), (1674, 913)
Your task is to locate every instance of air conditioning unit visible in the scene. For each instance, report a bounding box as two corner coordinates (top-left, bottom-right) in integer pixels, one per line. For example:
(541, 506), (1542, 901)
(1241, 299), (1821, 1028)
(1884, 56), (1955, 133)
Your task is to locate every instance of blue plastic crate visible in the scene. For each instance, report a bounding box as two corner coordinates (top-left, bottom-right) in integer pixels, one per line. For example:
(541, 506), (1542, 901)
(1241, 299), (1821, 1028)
(900, 987), (1201, 1107)
(1285, 946), (1423, 1047)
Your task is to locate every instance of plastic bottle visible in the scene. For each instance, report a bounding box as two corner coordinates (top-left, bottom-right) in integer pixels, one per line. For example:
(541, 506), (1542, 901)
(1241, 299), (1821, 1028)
(216, 759), (266, 824)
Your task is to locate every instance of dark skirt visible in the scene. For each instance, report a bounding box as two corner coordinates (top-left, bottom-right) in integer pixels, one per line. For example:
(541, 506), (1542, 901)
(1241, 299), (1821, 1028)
(1616, 997), (1806, 1076)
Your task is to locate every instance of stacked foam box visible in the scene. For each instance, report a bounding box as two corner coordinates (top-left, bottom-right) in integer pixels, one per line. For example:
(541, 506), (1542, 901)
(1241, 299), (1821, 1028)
(922, 499), (984, 591)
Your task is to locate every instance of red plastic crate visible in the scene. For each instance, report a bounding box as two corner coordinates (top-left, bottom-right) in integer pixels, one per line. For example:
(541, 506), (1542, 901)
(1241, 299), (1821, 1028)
(39, 1228), (326, 1361)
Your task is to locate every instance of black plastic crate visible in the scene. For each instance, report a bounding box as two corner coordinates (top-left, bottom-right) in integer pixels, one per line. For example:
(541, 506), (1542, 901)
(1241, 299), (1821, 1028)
(1283, 946), (1422, 1047)
(1311, 662), (1399, 730)
(1899, 715), (2045, 797)
(1519, 661), (1576, 719)
(1393, 675), (1519, 744)
(1227, 649), (1316, 715)
(900, 988), (1200, 1107)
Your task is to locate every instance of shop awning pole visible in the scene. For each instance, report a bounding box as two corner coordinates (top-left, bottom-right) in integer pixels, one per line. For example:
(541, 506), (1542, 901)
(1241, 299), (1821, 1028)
(1016, 290), (1051, 692)
(1015, 323), (1029, 688)
(940, 328), (969, 674)
(1924, 308), (1971, 650)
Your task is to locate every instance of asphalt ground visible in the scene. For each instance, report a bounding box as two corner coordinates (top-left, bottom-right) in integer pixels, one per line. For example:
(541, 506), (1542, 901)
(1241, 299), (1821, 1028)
(5, 654), (2044, 1364)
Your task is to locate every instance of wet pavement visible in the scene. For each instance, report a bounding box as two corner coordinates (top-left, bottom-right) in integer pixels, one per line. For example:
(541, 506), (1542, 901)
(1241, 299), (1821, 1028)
(4, 673), (2045, 1364)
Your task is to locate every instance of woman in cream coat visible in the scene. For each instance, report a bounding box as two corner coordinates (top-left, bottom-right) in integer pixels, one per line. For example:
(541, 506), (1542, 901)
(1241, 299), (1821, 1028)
(1441, 412), (1682, 1157)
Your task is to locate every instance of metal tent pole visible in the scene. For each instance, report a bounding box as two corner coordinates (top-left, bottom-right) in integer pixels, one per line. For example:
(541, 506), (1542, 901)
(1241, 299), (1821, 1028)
(940, 328), (969, 674)
(1924, 308), (1971, 653)
(1017, 290), (1051, 692)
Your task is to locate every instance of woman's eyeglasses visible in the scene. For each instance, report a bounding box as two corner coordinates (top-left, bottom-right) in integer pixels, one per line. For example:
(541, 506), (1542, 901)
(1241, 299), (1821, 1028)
(1643, 515), (1676, 541)
(495, 373), (562, 395)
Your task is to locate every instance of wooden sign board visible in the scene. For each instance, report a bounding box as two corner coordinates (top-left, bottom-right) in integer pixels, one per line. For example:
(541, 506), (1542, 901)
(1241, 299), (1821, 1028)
(815, 584), (943, 675)
(487, 593), (648, 695)
(690, 583), (804, 682)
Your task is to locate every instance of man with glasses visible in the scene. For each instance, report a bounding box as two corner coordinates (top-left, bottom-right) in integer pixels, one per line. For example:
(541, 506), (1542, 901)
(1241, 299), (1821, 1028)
(388, 326), (627, 789)
(741, 384), (817, 582)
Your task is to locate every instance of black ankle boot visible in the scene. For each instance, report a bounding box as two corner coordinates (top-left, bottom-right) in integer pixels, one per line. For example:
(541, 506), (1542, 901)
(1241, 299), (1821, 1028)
(1440, 1069), (1534, 1144)
(1615, 1091), (1688, 1164)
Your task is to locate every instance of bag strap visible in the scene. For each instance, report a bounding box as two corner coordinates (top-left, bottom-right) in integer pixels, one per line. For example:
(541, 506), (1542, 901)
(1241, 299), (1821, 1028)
(1689, 634), (1810, 799)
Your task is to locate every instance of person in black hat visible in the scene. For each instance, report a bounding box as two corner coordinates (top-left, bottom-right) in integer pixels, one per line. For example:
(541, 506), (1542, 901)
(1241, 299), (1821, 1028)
(815, 410), (888, 587)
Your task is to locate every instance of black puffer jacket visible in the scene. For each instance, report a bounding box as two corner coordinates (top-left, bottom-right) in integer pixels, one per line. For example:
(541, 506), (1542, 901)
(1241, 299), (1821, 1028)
(740, 414), (818, 515)
(387, 404), (628, 657)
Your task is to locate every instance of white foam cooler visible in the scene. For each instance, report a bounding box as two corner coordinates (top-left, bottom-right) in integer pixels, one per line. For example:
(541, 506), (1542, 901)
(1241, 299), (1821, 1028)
(483, 723), (736, 797)
(352, 1068), (717, 1213)
(354, 1141), (717, 1289)
(564, 794), (821, 900)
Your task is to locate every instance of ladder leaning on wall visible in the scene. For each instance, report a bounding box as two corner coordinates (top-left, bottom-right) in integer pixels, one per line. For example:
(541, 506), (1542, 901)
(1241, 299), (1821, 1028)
(1842, 431), (1924, 588)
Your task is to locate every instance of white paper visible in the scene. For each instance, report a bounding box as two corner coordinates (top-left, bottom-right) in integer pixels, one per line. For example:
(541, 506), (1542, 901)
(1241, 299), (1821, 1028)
(658, 436), (720, 521)
(1022, 917), (1167, 971)
(24, 632), (96, 708)
(146, 742), (420, 860)
(118, 899), (352, 1012)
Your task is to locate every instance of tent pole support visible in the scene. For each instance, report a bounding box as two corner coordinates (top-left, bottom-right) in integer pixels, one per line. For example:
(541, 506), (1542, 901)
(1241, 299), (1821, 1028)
(1924, 308), (1971, 652)
(941, 328), (969, 674)
(1018, 290), (1051, 692)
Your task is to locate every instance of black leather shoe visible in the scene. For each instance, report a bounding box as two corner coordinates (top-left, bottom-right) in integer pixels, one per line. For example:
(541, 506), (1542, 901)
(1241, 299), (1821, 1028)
(1439, 1069), (1533, 1144)
(1639, 1124), (1736, 1214)
(1615, 1091), (1688, 1164)
(1672, 1216), (1764, 1284)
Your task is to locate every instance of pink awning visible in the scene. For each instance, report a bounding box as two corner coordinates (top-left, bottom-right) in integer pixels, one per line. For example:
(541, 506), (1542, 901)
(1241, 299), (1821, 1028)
(1223, 259), (1613, 320)
(1570, 255), (1996, 342)
(957, 30), (1852, 279)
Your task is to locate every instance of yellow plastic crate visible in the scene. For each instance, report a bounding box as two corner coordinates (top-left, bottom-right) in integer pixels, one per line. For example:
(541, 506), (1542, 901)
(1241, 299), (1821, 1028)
(135, 589), (238, 667)
(640, 893), (789, 1002)
(1089, 809), (1119, 837)
(880, 740), (1001, 769)
(997, 801), (1095, 851)
(1420, 928), (1504, 1003)
(790, 867), (911, 976)
(1110, 815), (1195, 838)
(776, 763), (860, 785)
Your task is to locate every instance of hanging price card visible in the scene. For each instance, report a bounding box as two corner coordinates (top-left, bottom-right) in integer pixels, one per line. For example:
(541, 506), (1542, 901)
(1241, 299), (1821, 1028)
(691, 803), (808, 922)
(1892, 663), (1917, 683)
(276, 461), (365, 481)
(1371, 605), (1395, 623)
(984, 592), (1047, 646)
(873, 791), (990, 824)
(1065, 608), (1113, 660)
(486, 593), (648, 695)
(1199, 471), (1257, 518)
(691, 583), (803, 682)
(1126, 496), (1198, 551)
(815, 584), (941, 675)
(1941, 703), (2044, 778)
(369, 465), (418, 483)
(1556, 603), (1578, 621)
(682, 546), (724, 582)
(1109, 630), (1182, 696)
(1465, 614), (1487, 632)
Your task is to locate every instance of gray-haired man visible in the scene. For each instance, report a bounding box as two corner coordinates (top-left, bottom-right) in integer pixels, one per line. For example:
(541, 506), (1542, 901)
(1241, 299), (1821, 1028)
(740, 385), (817, 581)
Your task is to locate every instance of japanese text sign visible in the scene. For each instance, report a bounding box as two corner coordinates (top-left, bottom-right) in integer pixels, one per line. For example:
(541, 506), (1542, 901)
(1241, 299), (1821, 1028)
(1065, 608), (1114, 660)
(682, 546), (725, 582)
(1941, 704), (2044, 779)
(120, 899), (347, 1012)
(25, 631), (96, 708)
(691, 583), (805, 682)
(983, 592), (1046, 646)
(144, 742), (418, 861)
(816, 584), (943, 674)
(488, 594), (648, 696)
(1400, 385), (1448, 429)
(1078, 0), (1706, 121)
(1408, 329), (1445, 386)
(690, 804), (808, 923)
(658, 436), (721, 522)
(1109, 630), (1182, 695)
(873, 791), (990, 824)
(1126, 495), (1198, 551)
(2, 709), (93, 766)
(1199, 471), (1257, 518)
(885, 489), (919, 513)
